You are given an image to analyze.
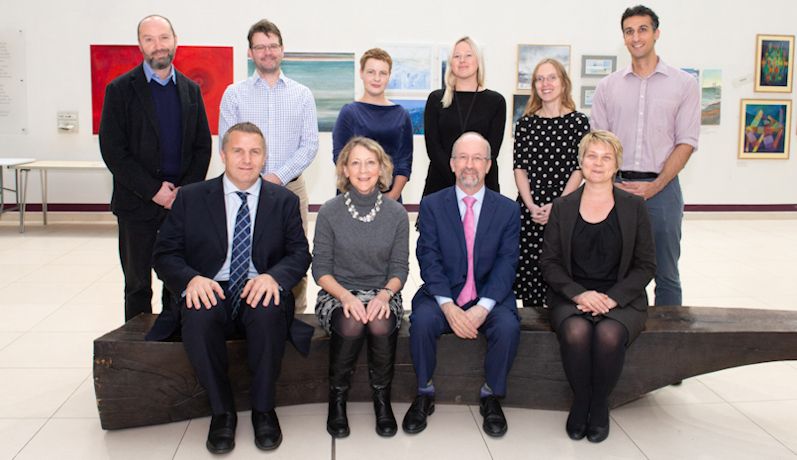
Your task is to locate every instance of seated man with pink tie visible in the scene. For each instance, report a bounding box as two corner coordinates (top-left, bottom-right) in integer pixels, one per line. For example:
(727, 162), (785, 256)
(402, 132), (521, 438)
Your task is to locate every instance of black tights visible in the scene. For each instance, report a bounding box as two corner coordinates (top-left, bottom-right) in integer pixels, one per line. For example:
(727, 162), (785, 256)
(557, 316), (628, 426)
(331, 308), (396, 338)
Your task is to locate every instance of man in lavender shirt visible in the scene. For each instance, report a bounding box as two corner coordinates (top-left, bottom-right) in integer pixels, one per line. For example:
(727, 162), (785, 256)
(591, 5), (700, 306)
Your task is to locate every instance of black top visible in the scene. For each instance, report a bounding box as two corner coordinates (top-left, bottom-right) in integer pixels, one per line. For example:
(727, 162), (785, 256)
(422, 89), (506, 195)
(571, 207), (622, 293)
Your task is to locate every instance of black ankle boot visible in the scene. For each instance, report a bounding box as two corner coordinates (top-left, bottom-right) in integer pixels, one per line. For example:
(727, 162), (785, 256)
(327, 332), (365, 438)
(368, 330), (398, 437)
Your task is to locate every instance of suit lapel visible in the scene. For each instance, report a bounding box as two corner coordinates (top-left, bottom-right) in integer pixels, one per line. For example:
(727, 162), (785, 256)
(443, 188), (467, 255)
(474, 189), (497, 256)
(613, 189), (635, 278)
(559, 187), (583, 275)
(205, 176), (227, 253)
(175, 71), (192, 172)
(252, 181), (274, 249)
(131, 64), (160, 142)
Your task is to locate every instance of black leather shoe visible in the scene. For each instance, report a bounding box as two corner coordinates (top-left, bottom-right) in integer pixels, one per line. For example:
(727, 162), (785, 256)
(252, 410), (282, 451)
(373, 386), (397, 437)
(587, 422), (610, 443)
(565, 411), (587, 440)
(327, 386), (350, 438)
(479, 395), (508, 437)
(206, 412), (237, 454)
(402, 394), (435, 434)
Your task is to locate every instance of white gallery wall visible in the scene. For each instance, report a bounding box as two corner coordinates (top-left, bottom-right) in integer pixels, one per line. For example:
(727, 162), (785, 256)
(1, 0), (796, 206)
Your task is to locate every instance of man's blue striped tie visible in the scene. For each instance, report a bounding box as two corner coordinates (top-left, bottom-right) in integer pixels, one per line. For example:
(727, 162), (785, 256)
(229, 191), (251, 319)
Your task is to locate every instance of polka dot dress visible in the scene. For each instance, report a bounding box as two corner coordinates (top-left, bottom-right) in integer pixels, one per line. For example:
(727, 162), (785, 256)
(512, 111), (590, 306)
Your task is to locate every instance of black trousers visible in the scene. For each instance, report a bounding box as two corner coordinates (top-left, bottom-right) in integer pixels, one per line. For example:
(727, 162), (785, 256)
(181, 290), (291, 415)
(118, 214), (171, 321)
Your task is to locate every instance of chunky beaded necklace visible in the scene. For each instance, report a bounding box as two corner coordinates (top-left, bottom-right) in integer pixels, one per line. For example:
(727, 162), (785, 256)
(344, 191), (383, 222)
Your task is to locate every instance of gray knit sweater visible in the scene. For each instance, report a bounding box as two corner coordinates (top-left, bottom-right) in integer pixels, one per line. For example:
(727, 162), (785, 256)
(312, 189), (409, 290)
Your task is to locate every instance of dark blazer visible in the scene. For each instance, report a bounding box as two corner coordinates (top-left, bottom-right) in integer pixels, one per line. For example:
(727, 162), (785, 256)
(540, 186), (656, 338)
(153, 175), (311, 298)
(415, 186), (520, 310)
(99, 64), (212, 221)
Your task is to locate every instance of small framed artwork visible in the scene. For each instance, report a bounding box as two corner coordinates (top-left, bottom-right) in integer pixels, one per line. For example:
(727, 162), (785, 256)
(581, 55), (616, 77)
(738, 99), (791, 159)
(580, 86), (596, 109)
(754, 34), (794, 93)
(512, 94), (530, 130)
(516, 44), (571, 91)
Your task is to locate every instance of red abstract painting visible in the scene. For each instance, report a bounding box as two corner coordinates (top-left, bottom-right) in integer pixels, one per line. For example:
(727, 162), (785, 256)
(90, 44), (233, 134)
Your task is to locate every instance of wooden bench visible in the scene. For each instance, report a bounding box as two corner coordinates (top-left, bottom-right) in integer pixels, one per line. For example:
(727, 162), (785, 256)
(93, 306), (797, 430)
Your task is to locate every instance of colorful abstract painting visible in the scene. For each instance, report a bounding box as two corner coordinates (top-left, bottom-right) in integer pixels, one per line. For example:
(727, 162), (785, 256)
(701, 69), (721, 126)
(738, 99), (791, 159)
(90, 45), (233, 135)
(754, 34), (794, 92)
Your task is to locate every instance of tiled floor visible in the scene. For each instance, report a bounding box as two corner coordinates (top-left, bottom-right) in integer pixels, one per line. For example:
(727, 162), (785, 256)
(2, 212), (797, 459)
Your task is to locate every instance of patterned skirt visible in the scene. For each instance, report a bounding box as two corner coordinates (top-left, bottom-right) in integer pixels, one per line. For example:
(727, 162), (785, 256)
(315, 288), (404, 334)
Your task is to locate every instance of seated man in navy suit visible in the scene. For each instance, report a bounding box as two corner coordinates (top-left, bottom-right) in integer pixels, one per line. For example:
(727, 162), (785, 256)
(153, 122), (311, 454)
(403, 132), (521, 437)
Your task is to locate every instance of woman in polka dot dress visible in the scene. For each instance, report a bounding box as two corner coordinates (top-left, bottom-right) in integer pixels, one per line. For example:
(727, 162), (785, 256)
(513, 58), (590, 307)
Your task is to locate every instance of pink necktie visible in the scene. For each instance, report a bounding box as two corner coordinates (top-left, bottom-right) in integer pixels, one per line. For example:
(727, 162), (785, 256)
(457, 196), (477, 306)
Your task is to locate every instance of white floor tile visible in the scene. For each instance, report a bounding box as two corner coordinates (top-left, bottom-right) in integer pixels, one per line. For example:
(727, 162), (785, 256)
(734, 400), (797, 454)
(337, 403), (490, 460)
(0, 331), (98, 368)
(0, 303), (63, 332)
(620, 378), (724, 407)
(174, 412), (331, 459)
(15, 418), (187, 460)
(483, 407), (645, 459)
(54, 376), (98, 418)
(613, 402), (795, 459)
(0, 331), (21, 349)
(0, 368), (89, 417)
(0, 283), (85, 306)
(0, 418), (48, 459)
(32, 303), (124, 333)
(16, 264), (115, 286)
(698, 362), (797, 402)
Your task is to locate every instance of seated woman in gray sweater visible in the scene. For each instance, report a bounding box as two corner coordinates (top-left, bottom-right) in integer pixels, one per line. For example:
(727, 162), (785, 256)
(312, 136), (410, 439)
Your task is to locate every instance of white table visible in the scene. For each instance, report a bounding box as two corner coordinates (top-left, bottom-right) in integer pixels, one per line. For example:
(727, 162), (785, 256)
(0, 158), (35, 217)
(13, 160), (108, 232)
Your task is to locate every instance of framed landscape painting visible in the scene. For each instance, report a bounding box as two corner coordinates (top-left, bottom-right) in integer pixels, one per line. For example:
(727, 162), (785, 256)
(516, 44), (570, 91)
(738, 99), (791, 159)
(581, 55), (616, 77)
(754, 34), (794, 93)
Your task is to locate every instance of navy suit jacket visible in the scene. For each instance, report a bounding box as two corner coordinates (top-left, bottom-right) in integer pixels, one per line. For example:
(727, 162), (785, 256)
(415, 186), (521, 311)
(150, 175), (312, 346)
(99, 64), (211, 221)
(153, 175), (310, 296)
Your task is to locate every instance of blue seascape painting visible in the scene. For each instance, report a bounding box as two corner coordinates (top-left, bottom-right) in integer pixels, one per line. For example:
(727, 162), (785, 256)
(393, 99), (425, 135)
(248, 53), (355, 132)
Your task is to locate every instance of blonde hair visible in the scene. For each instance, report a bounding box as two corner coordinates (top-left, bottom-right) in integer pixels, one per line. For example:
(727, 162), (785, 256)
(335, 137), (394, 193)
(523, 58), (576, 117)
(441, 36), (485, 108)
(577, 130), (623, 171)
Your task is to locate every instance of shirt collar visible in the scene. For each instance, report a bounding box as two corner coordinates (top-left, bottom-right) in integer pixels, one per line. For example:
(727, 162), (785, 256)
(250, 69), (287, 88)
(455, 184), (486, 204)
(622, 57), (669, 79)
(143, 60), (176, 85)
(222, 174), (262, 198)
